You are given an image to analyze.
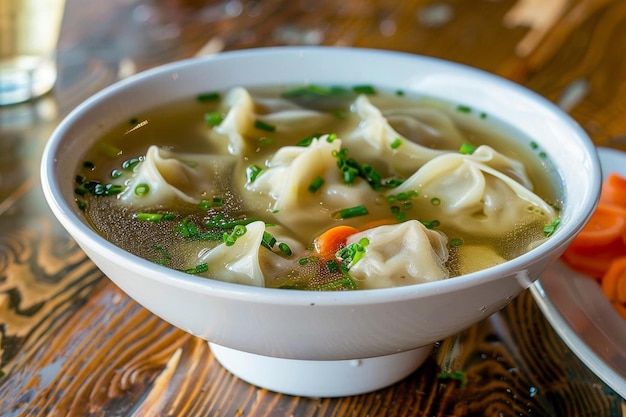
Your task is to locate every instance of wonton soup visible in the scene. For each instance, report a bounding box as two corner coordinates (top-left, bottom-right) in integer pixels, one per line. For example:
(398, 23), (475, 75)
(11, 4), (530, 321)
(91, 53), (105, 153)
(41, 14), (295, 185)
(74, 85), (560, 290)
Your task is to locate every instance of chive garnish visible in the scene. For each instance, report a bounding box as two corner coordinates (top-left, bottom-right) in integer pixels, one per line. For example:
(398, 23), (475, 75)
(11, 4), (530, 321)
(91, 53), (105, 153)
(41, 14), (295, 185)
(122, 157), (142, 171)
(197, 92), (220, 102)
(336, 237), (369, 269)
(83, 161), (95, 170)
(135, 212), (175, 222)
(134, 183), (150, 196)
(111, 169), (123, 179)
(456, 104), (472, 113)
(421, 219), (440, 229)
(326, 259), (340, 273)
(390, 138), (403, 150)
(543, 217), (561, 237)
(76, 200), (87, 211)
(308, 176), (325, 193)
(182, 263), (209, 274)
(204, 112), (224, 127)
(152, 245), (171, 265)
(431, 197), (441, 206)
(353, 85), (376, 95)
(258, 137), (275, 147)
(261, 231), (277, 249)
(223, 225), (247, 246)
(246, 165), (264, 183)
(436, 370), (468, 388)
(459, 143), (477, 155)
(335, 205), (369, 219)
(449, 238), (464, 247)
(278, 242), (292, 256)
(254, 120), (276, 132)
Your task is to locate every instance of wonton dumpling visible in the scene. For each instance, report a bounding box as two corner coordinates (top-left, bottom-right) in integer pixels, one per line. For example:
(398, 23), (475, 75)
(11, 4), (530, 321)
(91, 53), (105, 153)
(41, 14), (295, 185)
(119, 145), (235, 208)
(345, 95), (464, 176)
(246, 136), (385, 239)
(468, 145), (533, 189)
(345, 220), (449, 289)
(196, 221), (266, 287)
(391, 152), (557, 237)
(384, 106), (466, 150)
(214, 87), (332, 155)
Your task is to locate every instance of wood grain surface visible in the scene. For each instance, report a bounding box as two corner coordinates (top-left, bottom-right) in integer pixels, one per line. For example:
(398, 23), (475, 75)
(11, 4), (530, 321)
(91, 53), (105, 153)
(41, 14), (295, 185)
(0, 0), (625, 415)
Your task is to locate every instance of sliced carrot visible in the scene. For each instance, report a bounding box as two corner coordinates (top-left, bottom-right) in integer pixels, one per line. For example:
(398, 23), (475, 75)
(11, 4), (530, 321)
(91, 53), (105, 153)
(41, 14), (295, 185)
(599, 173), (626, 209)
(562, 239), (626, 279)
(567, 203), (626, 249)
(601, 256), (626, 303)
(313, 225), (359, 259)
(611, 301), (626, 320)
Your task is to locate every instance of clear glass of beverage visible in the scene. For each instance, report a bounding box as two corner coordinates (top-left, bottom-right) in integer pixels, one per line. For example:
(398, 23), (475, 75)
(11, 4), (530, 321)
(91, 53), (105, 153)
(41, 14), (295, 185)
(0, 0), (67, 106)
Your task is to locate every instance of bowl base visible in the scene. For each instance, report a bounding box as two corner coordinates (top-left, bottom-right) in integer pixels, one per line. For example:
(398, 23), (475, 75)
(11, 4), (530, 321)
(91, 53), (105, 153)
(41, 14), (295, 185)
(209, 343), (434, 398)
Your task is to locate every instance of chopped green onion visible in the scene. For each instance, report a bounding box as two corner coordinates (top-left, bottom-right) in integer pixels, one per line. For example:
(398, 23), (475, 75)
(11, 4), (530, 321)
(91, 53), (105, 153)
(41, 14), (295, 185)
(326, 259), (340, 274)
(261, 231), (277, 249)
(254, 120), (276, 132)
(390, 138), (403, 149)
(436, 370), (468, 388)
(197, 92), (220, 102)
(74, 187), (87, 196)
(336, 237), (369, 269)
(246, 165), (264, 183)
(353, 85), (376, 95)
(134, 183), (150, 196)
(334, 205), (369, 219)
(278, 242), (292, 256)
(530, 141), (539, 150)
(449, 238), (464, 246)
(308, 176), (325, 193)
(122, 157), (142, 171)
(297, 133), (323, 147)
(204, 112), (224, 127)
(431, 197), (441, 206)
(543, 217), (561, 237)
(480, 112), (488, 119)
(135, 212), (166, 222)
(326, 133), (338, 142)
(76, 199), (87, 211)
(421, 219), (440, 229)
(182, 263), (209, 274)
(111, 169), (123, 179)
(456, 105), (472, 113)
(459, 143), (477, 154)
(223, 225), (248, 246)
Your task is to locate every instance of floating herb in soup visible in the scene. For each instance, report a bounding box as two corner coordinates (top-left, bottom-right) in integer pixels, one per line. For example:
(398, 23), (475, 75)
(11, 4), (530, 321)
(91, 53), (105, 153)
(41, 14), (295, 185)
(74, 85), (560, 290)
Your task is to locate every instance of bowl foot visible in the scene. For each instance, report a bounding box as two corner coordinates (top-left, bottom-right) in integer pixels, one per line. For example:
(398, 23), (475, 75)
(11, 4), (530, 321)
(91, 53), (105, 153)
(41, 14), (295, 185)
(208, 343), (433, 397)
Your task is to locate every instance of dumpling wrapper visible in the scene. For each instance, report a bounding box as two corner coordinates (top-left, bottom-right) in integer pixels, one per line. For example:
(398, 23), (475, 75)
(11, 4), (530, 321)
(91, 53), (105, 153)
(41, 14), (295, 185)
(214, 87), (333, 155)
(196, 221), (267, 287)
(246, 136), (386, 239)
(390, 152), (557, 238)
(345, 220), (449, 289)
(119, 145), (236, 208)
(344, 95), (465, 177)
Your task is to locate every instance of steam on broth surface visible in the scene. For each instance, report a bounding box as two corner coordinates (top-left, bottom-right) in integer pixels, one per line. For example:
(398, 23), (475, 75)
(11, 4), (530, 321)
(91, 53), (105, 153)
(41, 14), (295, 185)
(74, 85), (561, 290)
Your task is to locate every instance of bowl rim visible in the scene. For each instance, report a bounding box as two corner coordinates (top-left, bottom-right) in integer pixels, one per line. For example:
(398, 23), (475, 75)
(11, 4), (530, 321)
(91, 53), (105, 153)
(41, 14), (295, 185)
(40, 45), (602, 306)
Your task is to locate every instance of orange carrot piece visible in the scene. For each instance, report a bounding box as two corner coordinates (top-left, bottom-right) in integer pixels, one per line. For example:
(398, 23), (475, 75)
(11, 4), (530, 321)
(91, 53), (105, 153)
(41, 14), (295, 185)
(568, 203), (626, 249)
(600, 173), (626, 209)
(314, 225), (359, 259)
(601, 257), (626, 302)
(562, 240), (626, 279)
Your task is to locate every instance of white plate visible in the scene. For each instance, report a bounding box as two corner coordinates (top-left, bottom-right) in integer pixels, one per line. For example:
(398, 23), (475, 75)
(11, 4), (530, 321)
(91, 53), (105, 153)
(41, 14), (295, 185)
(531, 147), (626, 398)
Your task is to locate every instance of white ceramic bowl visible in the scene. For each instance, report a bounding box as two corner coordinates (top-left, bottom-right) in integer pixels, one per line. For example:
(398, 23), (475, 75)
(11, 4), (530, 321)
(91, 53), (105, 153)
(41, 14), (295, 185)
(41, 47), (601, 397)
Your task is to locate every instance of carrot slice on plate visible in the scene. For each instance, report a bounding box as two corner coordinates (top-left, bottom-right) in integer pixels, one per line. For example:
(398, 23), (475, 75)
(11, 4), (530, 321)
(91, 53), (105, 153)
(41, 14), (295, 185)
(601, 256), (626, 303)
(600, 173), (626, 209)
(567, 203), (626, 249)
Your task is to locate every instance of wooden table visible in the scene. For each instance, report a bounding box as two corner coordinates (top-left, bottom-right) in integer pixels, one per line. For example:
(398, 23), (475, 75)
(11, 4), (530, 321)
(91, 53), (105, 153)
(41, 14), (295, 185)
(1, 0), (625, 415)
